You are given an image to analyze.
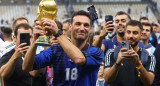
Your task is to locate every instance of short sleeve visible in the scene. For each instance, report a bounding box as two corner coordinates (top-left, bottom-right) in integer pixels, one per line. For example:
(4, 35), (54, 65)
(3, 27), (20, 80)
(104, 49), (115, 68)
(0, 49), (14, 68)
(82, 47), (104, 69)
(144, 55), (156, 74)
(0, 54), (10, 68)
(103, 39), (108, 54)
(33, 46), (57, 70)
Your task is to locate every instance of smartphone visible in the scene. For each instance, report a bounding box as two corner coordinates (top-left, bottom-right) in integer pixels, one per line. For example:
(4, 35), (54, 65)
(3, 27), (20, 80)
(20, 33), (30, 46)
(121, 41), (129, 52)
(87, 5), (98, 21)
(105, 15), (114, 31)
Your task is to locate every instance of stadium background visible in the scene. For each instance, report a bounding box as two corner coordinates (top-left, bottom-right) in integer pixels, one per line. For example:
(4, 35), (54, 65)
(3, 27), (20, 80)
(0, 0), (160, 31)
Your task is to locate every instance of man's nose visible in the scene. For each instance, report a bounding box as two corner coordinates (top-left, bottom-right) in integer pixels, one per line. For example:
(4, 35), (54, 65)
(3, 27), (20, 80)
(80, 25), (85, 30)
(129, 33), (133, 38)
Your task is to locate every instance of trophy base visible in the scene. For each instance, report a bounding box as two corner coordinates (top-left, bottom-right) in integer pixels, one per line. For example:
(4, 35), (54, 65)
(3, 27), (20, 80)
(35, 35), (51, 46)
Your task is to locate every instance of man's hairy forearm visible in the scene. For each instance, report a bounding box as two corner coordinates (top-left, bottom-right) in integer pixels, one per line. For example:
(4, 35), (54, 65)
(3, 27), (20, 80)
(57, 35), (86, 66)
(92, 35), (104, 48)
(139, 66), (155, 86)
(0, 53), (19, 79)
(104, 63), (120, 84)
(23, 41), (37, 72)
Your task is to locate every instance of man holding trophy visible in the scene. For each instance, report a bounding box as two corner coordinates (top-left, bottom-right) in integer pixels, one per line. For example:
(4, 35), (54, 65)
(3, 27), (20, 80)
(22, 0), (103, 86)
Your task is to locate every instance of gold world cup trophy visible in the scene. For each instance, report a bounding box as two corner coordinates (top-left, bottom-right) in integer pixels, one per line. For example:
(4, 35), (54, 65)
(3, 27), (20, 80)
(36, 0), (58, 46)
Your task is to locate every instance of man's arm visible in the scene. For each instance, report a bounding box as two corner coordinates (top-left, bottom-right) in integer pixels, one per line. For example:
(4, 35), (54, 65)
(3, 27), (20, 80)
(127, 48), (155, 86)
(0, 43), (29, 79)
(57, 35), (86, 65)
(22, 21), (45, 72)
(93, 21), (113, 51)
(42, 18), (88, 66)
(104, 48), (130, 84)
(139, 66), (155, 86)
(29, 69), (43, 77)
(1, 76), (4, 86)
(0, 53), (19, 79)
(22, 41), (38, 72)
(104, 64), (120, 84)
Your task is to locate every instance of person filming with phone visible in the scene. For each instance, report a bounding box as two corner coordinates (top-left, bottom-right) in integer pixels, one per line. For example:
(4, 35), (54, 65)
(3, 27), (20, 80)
(104, 20), (156, 86)
(93, 11), (144, 54)
(0, 23), (41, 86)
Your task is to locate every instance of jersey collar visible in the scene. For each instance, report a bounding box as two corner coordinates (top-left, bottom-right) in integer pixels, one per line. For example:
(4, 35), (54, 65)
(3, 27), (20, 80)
(112, 36), (121, 47)
(144, 43), (153, 49)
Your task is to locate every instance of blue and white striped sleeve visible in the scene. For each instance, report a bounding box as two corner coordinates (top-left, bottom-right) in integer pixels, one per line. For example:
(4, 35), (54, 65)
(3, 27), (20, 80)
(145, 54), (156, 73)
(104, 49), (115, 68)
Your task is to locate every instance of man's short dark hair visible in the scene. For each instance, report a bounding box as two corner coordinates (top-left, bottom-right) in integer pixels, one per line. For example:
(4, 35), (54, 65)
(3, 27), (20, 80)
(14, 23), (33, 37)
(71, 10), (91, 24)
(1, 26), (12, 37)
(63, 19), (71, 24)
(139, 17), (149, 21)
(126, 20), (143, 32)
(12, 17), (29, 29)
(151, 22), (159, 27)
(55, 20), (63, 30)
(115, 11), (131, 20)
(141, 22), (153, 33)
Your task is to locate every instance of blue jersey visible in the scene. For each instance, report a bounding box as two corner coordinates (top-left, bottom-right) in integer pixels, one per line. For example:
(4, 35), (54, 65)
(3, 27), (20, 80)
(33, 44), (104, 86)
(149, 32), (158, 48)
(103, 36), (144, 54)
(144, 43), (155, 55)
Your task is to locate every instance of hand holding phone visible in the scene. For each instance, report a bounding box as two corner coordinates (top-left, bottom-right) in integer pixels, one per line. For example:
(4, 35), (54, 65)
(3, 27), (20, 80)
(121, 41), (129, 52)
(20, 33), (31, 46)
(87, 5), (98, 21)
(105, 15), (114, 31)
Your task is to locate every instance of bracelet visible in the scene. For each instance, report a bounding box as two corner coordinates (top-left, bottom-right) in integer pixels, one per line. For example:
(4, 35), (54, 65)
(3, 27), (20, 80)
(136, 61), (142, 69)
(115, 62), (121, 67)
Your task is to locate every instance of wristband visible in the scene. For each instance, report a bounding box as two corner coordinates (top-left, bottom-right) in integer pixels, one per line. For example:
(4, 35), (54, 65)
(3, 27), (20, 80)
(115, 62), (122, 67)
(136, 61), (142, 77)
(55, 29), (63, 38)
(136, 61), (142, 69)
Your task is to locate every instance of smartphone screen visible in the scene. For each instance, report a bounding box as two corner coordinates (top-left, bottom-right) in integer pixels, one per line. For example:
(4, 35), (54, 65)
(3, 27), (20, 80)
(20, 33), (30, 46)
(87, 5), (98, 21)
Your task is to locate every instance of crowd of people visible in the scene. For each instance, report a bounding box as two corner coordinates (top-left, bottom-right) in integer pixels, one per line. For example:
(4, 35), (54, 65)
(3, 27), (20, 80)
(0, 8), (160, 86)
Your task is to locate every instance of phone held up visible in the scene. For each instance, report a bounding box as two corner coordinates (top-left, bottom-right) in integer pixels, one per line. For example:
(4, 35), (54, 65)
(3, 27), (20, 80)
(20, 33), (30, 46)
(105, 15), (114, 31)
(121, 41), (129, 52)
(87, 5), (98, 21)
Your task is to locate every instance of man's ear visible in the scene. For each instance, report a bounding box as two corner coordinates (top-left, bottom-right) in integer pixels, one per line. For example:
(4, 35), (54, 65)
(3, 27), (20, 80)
(69, 23), (72, 31)
(13, 35), (16, 42)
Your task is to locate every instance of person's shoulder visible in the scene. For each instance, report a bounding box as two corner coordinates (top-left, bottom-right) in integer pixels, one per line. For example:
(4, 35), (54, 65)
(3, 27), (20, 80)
(87, 45), (103, 56)
(0, 49), (15, 67)
(103, 39), (113, 46)
(50, 44), (63, 50)
(88, 45), (103, 52)
(105, 48), (115, 55)
(103, 39), (112, 43)
(1, 49), (15, 59)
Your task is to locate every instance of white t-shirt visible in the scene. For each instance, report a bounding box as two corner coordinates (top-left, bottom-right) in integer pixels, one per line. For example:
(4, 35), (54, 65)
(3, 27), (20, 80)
(0, 39), (15, 58)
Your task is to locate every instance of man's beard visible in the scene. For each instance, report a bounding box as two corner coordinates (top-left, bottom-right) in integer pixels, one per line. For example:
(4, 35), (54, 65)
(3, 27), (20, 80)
(141, 38), (148, 42)
(73, 33), (88, 43)
(130, 41), (139, 47)
(117, 31), (125, 37)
